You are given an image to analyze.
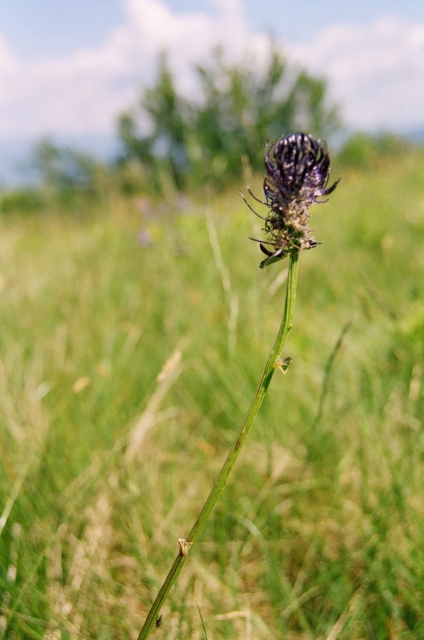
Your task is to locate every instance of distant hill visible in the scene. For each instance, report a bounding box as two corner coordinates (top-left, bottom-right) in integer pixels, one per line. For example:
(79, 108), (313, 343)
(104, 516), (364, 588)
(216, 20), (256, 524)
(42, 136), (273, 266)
(0, 128), (423, 189)
(0, 134), (120, 188)
(404, 127), (424, 144)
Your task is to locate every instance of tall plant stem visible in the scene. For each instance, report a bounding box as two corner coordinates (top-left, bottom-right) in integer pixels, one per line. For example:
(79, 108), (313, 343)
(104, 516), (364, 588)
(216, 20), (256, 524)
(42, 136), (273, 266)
(138, 251), (299, 640)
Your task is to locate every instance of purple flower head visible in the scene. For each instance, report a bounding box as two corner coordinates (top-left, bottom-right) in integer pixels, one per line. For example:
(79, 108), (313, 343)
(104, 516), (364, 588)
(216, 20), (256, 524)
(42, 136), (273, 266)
(251, 132), (339, 268)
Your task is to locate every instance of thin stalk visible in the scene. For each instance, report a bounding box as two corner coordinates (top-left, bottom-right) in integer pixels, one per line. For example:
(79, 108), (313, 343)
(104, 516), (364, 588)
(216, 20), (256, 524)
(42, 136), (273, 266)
(137, 251), (299, 640)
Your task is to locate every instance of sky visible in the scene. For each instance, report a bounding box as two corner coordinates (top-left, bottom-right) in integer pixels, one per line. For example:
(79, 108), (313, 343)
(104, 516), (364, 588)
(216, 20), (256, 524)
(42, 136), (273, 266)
(1, 0), (424, 182)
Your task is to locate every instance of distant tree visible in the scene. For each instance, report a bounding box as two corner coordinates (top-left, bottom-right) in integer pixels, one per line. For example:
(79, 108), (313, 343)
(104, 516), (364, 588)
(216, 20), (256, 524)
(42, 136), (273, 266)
(32, 138), (98, 194)
(289, 70), (340, 140)
(117, 44), (340, 191)
(118, 53), (190, 190)
(190, 47), (286, 179)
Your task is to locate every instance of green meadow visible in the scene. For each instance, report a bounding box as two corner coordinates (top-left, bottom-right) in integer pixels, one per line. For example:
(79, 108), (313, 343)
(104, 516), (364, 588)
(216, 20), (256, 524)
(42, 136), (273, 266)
(0, 151), (424, 639)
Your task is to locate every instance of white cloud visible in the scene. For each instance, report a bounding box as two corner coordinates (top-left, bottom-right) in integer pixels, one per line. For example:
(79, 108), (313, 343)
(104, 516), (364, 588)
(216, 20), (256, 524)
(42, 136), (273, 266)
(292, 16), (424, 131)
(0, 3), (423, 142)
(0, 0), (269, 139)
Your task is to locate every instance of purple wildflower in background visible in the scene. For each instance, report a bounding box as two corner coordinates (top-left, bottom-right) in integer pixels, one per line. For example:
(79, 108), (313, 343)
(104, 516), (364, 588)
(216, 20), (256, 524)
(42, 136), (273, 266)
(250, 132), (339, 268)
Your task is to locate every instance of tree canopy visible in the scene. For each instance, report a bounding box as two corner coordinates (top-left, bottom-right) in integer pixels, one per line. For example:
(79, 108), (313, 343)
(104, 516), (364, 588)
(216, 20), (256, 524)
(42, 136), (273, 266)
(117, 46), (340, 192)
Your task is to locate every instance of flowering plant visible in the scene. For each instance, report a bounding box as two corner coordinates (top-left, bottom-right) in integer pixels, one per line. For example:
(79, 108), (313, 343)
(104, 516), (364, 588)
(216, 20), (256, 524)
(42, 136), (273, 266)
(137, 132), (338, 639)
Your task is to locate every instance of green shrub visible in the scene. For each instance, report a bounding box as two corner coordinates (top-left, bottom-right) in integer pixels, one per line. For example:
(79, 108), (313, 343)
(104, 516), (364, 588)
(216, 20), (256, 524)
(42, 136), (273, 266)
(338, 131), (411, 169)
(0, 188), (45, 214)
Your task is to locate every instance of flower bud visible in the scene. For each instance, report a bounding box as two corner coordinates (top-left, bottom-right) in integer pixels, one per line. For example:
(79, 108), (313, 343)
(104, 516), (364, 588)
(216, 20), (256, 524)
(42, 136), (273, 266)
(257, 132), (339, 268)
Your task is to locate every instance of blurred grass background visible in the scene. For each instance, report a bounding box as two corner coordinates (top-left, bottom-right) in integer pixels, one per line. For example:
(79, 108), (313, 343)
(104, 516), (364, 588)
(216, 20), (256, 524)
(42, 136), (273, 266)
(0, 148), (424, 639)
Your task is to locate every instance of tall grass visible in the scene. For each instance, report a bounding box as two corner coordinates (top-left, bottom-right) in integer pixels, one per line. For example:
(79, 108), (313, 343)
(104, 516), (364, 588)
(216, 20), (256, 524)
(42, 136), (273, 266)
(0, 151), (423, 638)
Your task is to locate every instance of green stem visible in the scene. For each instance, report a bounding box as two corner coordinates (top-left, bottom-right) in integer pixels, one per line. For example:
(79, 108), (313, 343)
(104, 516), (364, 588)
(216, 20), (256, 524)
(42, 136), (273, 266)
(137, 251), (299, 639)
